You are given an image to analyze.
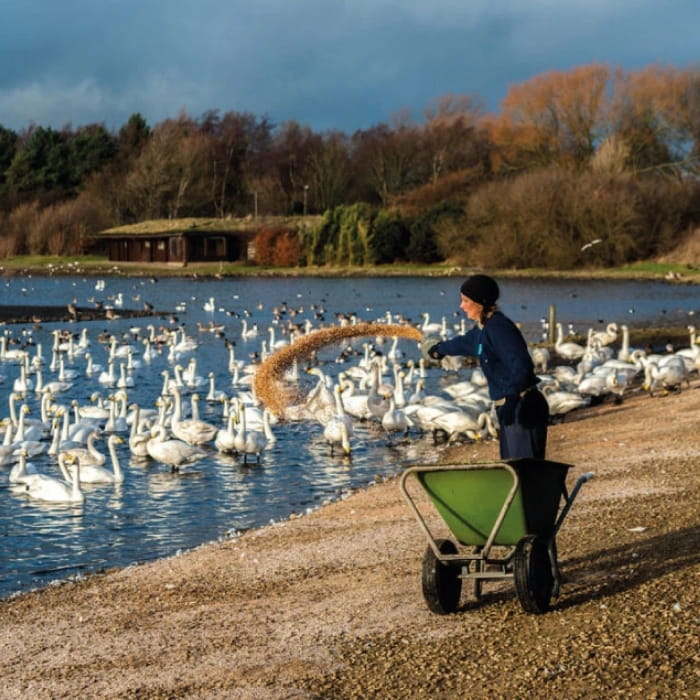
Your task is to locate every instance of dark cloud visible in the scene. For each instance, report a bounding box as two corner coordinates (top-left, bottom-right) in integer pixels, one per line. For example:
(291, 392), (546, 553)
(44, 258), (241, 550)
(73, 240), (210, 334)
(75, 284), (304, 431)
(0, 0), (698, 132)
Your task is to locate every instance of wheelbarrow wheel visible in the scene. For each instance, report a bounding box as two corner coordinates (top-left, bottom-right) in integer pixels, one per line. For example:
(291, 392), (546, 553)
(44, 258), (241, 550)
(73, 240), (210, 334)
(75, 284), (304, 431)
(514, 535), (554, 614)
(421, 539), (461, 614)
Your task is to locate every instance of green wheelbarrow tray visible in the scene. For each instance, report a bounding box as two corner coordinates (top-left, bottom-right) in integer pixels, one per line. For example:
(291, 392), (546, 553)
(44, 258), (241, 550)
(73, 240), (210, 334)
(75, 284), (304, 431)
(400, 459), (594, 614)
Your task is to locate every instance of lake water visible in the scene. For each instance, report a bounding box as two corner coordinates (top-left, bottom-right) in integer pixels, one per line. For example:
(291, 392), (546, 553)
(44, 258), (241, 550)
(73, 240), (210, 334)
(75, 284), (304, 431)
(0, 274), (698, 600)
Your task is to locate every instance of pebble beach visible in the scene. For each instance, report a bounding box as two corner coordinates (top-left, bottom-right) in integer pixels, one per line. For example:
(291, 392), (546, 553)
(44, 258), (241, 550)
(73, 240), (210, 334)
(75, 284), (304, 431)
(0, 372), (698, 698)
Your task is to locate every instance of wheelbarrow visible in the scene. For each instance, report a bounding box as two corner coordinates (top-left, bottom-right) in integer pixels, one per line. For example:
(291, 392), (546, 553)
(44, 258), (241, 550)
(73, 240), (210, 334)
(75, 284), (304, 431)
(400, 459), (594, 614)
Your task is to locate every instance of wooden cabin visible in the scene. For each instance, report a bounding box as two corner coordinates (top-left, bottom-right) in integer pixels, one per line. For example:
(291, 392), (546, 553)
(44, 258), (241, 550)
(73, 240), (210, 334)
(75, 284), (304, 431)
(95, 219), (257, 265)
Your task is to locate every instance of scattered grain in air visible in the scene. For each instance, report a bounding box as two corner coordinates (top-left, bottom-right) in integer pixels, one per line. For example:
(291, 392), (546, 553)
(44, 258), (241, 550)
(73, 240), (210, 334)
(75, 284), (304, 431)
(254, 322), (423, 416)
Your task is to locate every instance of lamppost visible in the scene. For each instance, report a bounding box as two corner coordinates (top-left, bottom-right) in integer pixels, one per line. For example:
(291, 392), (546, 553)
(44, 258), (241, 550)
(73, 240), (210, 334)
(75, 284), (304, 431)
(303, 185), (309, 216)
(253, 191), (258, 218)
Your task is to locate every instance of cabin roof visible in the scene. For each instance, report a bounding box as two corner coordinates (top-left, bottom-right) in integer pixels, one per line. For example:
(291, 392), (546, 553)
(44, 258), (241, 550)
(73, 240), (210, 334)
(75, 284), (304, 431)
(97, 216), (320, 238)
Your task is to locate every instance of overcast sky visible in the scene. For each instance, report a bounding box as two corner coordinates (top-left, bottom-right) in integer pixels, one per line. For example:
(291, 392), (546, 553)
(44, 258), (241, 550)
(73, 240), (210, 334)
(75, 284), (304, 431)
(1, 0), (698, 134)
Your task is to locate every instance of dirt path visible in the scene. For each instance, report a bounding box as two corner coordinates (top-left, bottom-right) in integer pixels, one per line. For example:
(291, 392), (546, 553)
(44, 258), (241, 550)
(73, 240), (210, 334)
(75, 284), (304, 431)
(1, 381), (698, 699)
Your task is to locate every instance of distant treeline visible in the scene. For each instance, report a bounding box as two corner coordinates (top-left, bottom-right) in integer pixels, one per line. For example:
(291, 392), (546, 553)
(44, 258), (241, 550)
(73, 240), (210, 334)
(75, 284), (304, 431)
(1, 62), (699, 268)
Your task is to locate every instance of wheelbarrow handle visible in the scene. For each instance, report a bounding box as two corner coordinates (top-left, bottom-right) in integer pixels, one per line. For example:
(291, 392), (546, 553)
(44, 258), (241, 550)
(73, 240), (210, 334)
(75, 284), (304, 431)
(553, 471), (595, 536)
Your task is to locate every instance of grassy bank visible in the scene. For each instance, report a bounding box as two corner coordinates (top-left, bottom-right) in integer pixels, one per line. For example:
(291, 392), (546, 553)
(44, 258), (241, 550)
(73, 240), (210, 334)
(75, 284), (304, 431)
(1, 255), (699, 282)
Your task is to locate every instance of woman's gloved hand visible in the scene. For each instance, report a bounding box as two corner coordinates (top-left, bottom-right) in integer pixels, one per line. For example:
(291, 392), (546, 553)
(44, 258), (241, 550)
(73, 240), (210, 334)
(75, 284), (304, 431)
(420, 336), (444, 362)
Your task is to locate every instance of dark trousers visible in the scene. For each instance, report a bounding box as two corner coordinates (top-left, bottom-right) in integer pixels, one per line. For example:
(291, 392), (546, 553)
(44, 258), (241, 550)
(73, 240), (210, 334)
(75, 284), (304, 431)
(497, 389), (548, 460)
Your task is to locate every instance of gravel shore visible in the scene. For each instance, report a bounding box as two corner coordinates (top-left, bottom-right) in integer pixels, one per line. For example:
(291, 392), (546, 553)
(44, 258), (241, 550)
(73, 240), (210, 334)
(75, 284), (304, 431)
(1, 380), (699, 699)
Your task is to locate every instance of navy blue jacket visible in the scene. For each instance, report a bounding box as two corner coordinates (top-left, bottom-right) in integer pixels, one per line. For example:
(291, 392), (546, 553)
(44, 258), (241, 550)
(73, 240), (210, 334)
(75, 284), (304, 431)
(434, 311), (537, 401)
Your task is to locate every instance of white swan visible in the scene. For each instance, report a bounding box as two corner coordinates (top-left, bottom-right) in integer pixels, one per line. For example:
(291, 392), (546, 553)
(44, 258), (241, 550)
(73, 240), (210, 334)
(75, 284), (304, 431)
(419, 312), (443, 336)
(233, 407), (268, 463)
(146, 424), (207, 471)
(241, 319), (258, 339)
(65, 435), (124, 484)
(554, 323), (587, 361)
(431, 408), (492, 443)
(589, 322), (618, 347)
(643, 361), (689, 396)
(336, 376), (372, 421)
(542, 383), (591, 417)
(9, 449), (40, 484)
(170, 389), (218, 445)
(322, 384), (354, 456)
(23, 453), (84, 504)
(366, 361), (392, 420)
(215, 410), (237, 453)
(61, 429), (106, 467)
(127, 403), (152, 460)
(206, 371), (228, 402)
(381, 396), (412, 441)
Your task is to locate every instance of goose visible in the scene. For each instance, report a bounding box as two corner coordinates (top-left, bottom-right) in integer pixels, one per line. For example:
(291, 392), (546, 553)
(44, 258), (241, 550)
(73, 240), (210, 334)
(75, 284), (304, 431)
(23, 453), (84, 504)
(554, 323), (587, 361)
(65, 435), (124, 484)
(146, 424), (207, 471)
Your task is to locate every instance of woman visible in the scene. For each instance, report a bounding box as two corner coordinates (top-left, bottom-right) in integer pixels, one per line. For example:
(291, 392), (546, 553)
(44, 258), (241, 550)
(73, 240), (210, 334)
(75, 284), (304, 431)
(423, 274), (548, 459)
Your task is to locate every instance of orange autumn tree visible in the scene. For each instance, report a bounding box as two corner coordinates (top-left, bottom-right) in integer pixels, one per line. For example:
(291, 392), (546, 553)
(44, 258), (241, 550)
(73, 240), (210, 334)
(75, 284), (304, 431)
(488, 63), (610, 172)
(254, 227), (301, 266)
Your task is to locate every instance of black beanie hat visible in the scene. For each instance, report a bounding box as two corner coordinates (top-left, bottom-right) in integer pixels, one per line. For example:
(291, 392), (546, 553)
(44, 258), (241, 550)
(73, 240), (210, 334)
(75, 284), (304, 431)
(460, 274), (499, 307)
